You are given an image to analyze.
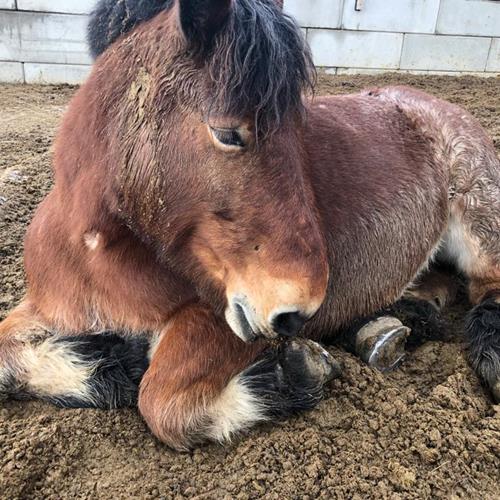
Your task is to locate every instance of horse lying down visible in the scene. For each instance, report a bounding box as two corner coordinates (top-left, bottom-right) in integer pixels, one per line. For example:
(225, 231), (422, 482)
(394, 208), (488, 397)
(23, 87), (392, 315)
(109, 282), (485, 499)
(1, 0), (499, 450)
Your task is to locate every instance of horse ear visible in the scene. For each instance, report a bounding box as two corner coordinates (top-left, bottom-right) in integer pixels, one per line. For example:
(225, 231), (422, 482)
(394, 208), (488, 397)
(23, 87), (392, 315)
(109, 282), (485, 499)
(177, 0), (233, 51)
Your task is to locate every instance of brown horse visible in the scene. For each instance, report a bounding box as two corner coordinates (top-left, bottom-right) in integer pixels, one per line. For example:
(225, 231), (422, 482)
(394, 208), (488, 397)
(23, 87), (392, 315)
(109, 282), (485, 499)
(1, 0), (499, 450)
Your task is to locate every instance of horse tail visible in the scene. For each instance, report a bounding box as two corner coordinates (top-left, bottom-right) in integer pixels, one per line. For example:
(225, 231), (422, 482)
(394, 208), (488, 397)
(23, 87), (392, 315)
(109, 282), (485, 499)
(87, 0), (173, 58)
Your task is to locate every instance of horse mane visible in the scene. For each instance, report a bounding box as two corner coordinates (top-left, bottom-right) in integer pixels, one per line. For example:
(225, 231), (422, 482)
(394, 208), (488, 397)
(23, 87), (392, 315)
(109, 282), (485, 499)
(88, 0), (174, 59)
(208, 0), (314, 134)
(88, 0), (314, 134)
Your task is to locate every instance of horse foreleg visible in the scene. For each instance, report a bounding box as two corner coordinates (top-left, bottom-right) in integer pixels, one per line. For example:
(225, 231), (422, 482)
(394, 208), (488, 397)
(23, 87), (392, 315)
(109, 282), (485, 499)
(0, 301), (149, 407)
(139, 304), (340, 450)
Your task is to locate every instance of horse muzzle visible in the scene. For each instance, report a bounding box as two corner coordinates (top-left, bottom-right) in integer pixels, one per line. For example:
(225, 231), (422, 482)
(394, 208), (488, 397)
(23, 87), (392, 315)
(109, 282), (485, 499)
(224, 294), (320, 342)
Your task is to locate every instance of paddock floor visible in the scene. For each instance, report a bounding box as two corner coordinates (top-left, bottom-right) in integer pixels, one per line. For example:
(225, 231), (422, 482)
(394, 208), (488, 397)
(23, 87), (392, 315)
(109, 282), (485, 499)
(0, 74), (499, 499)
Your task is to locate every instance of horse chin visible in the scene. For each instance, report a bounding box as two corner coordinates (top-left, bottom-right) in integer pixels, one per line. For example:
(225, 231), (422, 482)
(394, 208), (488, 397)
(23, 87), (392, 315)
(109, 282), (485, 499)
(224, 305), (257, 343)
(224, 305), (277, 343)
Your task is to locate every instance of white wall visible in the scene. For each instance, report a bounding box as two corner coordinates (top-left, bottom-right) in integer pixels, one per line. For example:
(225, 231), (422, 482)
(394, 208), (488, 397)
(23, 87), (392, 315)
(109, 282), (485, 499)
(0, 0), (499, 84)
(286, 0), (500, 76)
(0, 0), (94, 83)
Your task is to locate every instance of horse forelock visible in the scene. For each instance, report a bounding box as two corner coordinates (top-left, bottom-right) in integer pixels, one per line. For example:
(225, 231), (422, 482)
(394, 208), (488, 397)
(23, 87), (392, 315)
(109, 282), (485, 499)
(206, 0), (315, 136)
(89, 1), (313, 135)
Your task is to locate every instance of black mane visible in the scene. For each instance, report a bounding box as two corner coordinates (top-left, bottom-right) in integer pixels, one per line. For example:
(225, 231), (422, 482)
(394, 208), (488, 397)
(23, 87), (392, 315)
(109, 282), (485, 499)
(88, 0), (314, 134)
(88, 0), (173, 59)
(208, 0), (314, 134)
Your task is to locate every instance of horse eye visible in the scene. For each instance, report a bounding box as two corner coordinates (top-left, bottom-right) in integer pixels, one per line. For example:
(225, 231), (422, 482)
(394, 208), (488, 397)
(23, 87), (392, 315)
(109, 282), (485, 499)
(210, 127), (245, 148)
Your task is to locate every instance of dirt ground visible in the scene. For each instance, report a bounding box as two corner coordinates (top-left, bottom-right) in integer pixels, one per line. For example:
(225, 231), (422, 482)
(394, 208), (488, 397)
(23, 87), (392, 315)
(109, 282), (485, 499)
(1, 74), (499, 499)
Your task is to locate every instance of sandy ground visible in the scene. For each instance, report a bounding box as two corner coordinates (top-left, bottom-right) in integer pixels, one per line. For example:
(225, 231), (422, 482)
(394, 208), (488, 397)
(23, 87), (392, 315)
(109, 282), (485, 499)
(0, 74), (499, 499)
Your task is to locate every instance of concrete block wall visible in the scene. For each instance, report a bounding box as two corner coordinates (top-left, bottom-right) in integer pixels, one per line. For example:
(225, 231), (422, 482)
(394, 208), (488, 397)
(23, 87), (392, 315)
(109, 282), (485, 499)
(0, 0), (499, 84)
(0, 0), (93, 83)
(287, 0), (500, 76)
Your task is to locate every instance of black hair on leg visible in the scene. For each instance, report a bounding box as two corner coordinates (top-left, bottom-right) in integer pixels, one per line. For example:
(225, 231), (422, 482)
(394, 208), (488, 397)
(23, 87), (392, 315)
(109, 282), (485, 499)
(465, 298), (500, 402)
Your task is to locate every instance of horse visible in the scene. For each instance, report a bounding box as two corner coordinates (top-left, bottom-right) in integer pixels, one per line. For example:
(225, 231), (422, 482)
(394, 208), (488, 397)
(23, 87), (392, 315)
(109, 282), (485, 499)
(1, 0), (499, 450)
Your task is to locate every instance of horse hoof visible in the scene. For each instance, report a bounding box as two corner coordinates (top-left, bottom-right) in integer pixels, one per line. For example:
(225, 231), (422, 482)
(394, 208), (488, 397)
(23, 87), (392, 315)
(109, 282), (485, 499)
(355, 317), (410, 372)
(241, 339), (342, 420)
(280, 338), (342, 384)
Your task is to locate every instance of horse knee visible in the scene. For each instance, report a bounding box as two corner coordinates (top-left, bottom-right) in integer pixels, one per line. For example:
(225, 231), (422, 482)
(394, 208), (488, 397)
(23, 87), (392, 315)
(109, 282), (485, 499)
(137, 387), (188, 450)
(138, 369), (267, 450)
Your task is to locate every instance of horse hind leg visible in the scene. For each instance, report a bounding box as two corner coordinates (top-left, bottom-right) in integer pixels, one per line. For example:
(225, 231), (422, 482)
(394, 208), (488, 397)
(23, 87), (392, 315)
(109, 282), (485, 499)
(0, 301), (150, 408)
(464, 260), (500, 402)
(442, 170), (500, 401)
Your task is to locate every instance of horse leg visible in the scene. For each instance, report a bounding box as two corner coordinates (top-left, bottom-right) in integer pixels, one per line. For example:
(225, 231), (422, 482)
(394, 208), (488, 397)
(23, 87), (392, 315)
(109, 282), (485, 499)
(446, 222), (500, 401)
(442, 165), (500, 401)
(466, 287), (500, 402)
(0, 300), (149, 407)
(390, 266), (460, 345)
(139, 304), (340, 450)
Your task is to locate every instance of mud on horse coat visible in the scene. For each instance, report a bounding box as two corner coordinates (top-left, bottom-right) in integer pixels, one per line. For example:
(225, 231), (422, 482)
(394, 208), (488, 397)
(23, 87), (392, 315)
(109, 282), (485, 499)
(1, 0), (499, 450)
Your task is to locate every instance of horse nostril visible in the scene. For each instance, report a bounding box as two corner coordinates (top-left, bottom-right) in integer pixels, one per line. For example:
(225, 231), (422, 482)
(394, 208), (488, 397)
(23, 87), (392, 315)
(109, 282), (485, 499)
(271, 311), (307, 337)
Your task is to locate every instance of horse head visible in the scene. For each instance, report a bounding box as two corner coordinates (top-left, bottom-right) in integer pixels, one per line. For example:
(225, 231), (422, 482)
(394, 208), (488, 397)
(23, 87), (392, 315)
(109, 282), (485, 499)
(109, 0), (329, 341)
